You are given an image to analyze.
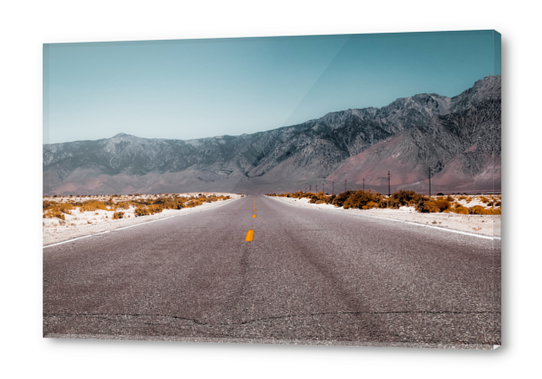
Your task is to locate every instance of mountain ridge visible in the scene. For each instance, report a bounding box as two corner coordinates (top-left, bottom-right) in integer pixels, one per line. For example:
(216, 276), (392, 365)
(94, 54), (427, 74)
(44, 75), (501, 195)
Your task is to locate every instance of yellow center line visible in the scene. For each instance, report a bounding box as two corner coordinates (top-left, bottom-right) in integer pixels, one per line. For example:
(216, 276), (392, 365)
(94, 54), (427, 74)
(245, 229), (254, 241)
(253, 214), (256, 218)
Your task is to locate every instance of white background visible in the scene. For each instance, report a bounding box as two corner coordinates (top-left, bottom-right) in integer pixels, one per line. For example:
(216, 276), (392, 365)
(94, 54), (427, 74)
(0, 1), (538, 378)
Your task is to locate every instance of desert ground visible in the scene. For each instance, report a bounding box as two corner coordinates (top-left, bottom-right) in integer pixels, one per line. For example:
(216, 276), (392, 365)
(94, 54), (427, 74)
(43, 192), (242, 246)
(269, 194), (501, 238)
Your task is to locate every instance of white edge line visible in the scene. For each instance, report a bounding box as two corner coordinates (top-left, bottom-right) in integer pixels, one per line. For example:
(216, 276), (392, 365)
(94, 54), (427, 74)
(43, 234), (93, 248)
(43, 197), (242, 249)
(266, 196), (501, 241)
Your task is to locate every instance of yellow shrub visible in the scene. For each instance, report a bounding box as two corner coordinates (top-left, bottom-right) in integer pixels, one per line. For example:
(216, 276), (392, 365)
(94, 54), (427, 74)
(470, 205), (490, 215)
(362, 201), (379, 209)
(452, 205), (469, 214)
(80, 200), (107, 212)
(434, 199), (452, 212)
(112, 212), (125, 219)
(60, 203), (74, 214)
(416, 201), (440, 213)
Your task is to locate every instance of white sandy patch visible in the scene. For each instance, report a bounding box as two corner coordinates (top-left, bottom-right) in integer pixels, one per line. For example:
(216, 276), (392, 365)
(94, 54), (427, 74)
(43, 193), (242, 246)
(269, 196), (501, 238)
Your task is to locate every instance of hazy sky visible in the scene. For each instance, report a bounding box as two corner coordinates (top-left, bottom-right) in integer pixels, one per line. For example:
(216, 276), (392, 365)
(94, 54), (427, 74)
(43, 30), (500, 144)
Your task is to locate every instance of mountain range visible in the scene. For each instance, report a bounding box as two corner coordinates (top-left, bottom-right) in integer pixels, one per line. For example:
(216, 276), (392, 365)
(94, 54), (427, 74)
(43, 75), (501, 195)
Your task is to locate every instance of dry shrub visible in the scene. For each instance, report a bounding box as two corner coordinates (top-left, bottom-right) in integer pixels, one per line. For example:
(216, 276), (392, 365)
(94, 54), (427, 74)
(416, 201), (440, 213)
(80, 200), (107, 212)
(112, 211), (125, 219)
(309, 192), (332, 204)
(362, 201), (379, 209)
(60, 202), (74, 214)
(292, 191), (306, 199)
(390, 190), (425, 207)
(434, 199), (452, 212)
(135, 206), (151, 217)
(469, 205), (500, 215)
(43, 200), (56, 211)
(378, 197), (399, 209)
(115, 202), (130, 210)
(130, 193), (230, 216)
(417, 197), (452, 213)
(43, 210), (65, 220)
(43, 200), (67, 219)
(452, 204), (469, 214)
(470, 205), (487, 214)
(186, 200), (202, 208)
(343, 190), (383, 209)
(331, 191), (354, 207)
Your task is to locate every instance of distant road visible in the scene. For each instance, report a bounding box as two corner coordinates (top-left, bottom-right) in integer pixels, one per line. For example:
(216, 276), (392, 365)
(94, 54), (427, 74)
(43, 195), (500, 348)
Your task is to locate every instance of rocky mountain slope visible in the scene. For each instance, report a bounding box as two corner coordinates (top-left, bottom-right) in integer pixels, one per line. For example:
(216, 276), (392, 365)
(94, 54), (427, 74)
(43, 75), (501, 195)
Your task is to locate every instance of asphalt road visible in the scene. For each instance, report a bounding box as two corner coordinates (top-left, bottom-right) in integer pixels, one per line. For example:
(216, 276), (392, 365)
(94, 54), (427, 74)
(43, 195), (501, 348)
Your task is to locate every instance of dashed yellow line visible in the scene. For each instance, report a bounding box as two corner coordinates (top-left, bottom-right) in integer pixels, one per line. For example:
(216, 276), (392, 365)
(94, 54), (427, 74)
(245, 229), (254, 241)
(253, 214), (256, 218)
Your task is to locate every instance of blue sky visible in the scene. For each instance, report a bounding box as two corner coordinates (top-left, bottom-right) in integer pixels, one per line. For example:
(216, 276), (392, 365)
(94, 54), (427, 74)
(43, 30), (500, 144)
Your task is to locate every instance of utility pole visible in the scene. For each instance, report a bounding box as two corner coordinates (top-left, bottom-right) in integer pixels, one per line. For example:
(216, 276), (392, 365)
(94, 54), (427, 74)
(428, 167), (432, 197)
(345, 179), (347, 193)
(387, 171), (391, 197)
(332, 181), (334, 195)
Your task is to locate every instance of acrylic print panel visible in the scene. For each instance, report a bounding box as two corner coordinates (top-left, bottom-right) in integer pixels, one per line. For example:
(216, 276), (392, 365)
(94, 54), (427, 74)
(43, 30), (501, 349)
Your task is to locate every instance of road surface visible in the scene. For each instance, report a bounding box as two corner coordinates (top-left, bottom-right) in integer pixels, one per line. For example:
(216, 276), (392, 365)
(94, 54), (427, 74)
(43, 195), (501, 348)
